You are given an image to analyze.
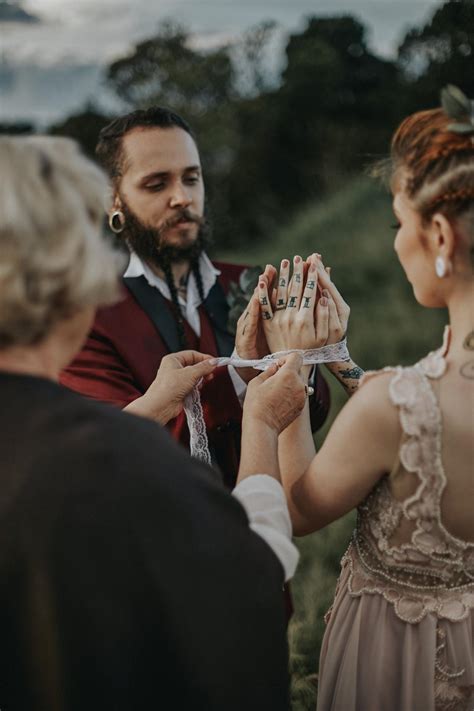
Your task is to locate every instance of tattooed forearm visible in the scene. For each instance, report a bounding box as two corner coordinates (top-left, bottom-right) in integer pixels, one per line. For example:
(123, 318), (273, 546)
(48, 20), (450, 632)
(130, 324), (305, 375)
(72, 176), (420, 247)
(339, 366), (364, 380)
(325, 359), (365, 397)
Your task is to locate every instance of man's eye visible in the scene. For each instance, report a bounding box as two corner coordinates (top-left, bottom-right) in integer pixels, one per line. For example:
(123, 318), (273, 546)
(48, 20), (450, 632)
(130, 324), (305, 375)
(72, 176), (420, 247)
(184, 176), (200, 185)
(146, 183), (165, 192)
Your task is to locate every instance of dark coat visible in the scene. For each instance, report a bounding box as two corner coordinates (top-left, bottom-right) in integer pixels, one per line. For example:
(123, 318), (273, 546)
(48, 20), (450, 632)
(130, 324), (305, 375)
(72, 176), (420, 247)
(0, 371), (290, 711)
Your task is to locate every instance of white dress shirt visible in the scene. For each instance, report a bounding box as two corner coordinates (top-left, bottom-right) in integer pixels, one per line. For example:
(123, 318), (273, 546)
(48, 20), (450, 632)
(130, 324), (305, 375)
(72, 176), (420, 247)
(124, 251), (247, 402)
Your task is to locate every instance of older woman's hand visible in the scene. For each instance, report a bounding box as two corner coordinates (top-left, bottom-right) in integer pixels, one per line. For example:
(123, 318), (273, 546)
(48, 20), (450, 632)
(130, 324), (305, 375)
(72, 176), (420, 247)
(242, 353), (306, 434)
(125, 350), (218, 425)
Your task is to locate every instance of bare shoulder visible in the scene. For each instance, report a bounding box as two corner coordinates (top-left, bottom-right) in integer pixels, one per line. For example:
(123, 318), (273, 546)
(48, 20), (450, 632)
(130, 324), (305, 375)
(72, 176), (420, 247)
(333, 368), (401, 440)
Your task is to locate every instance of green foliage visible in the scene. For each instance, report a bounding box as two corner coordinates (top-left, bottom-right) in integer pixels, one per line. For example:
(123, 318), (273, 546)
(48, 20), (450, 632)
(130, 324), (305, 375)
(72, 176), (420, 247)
(398, 0), (474, 111)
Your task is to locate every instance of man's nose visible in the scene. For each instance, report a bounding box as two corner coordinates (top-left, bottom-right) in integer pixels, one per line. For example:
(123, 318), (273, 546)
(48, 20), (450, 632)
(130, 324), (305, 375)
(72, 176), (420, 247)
(169, 183), (192, 208)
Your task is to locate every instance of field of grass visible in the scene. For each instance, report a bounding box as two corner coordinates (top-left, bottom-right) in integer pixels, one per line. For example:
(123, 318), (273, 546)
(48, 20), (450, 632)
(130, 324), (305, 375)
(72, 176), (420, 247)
(215, 178), (447, 710)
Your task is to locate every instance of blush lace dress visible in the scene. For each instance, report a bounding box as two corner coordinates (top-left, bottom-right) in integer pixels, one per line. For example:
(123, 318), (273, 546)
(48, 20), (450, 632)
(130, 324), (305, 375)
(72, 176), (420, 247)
(316, 334), (474, 711)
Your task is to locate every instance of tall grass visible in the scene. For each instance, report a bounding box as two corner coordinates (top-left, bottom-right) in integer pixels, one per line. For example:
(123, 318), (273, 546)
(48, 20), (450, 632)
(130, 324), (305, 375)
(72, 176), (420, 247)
(215, 178), (447, 710)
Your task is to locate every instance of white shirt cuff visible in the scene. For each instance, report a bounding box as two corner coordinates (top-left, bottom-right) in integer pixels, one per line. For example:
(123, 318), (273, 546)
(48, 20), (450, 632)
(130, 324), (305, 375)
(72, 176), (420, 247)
(232, 475), (299, 582)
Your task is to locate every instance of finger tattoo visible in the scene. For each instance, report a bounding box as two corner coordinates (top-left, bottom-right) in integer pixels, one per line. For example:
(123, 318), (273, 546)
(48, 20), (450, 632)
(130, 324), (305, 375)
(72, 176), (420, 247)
(295, 273), (302, 283)
(262, 312), (272, 320)
(303, 296), (311, 308)
(279, 278), (286, 287)
(306, 280), (315, 290)
(260, 296), (268, 305)
(288, 296), (297, 308)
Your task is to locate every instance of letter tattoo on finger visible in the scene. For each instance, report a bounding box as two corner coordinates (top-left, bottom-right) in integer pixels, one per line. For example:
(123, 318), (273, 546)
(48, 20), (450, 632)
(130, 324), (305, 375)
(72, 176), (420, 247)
(306, 280), (315, 290)
(295, 273), (302, 283)
(279, 278), (286, 287)
(262, 312), (272, 320)
(288, 296), (297, 308)
(260, 296), (268, 305)
(303, 297), (311, 308)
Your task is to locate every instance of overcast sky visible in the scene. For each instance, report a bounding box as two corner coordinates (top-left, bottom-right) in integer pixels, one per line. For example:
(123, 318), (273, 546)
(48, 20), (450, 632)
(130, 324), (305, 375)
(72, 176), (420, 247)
(1, 0), (443, 124)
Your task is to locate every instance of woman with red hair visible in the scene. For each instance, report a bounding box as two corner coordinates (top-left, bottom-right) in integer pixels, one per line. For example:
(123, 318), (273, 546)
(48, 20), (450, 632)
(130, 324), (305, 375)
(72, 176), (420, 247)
(252, 86), (474, 710)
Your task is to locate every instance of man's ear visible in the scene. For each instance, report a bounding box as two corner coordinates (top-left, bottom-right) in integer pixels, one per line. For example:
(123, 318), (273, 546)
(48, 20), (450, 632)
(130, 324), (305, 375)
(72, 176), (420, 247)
(429, 212), (456, 262)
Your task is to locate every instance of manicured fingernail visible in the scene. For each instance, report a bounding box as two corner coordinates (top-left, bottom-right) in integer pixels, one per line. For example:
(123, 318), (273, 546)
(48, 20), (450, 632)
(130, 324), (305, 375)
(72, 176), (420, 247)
(282, 259), (289, 268)
(320, 297), (328, 307)
(322, 289), (330, 297)
(294, 255), (301, 263)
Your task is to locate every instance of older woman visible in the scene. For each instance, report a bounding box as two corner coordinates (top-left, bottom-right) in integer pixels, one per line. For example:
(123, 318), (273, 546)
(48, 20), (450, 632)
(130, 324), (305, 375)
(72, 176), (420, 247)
(0, 135), (305, 711)
(247, 87), (474, 710)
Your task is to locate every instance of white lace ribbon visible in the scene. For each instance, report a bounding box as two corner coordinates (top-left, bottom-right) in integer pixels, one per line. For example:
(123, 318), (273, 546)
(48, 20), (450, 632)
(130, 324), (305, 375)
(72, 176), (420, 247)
(184, 338), (350, 463)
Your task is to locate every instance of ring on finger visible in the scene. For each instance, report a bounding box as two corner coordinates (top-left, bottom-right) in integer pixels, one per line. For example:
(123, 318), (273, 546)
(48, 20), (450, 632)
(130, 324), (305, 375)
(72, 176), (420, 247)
(304, 385), (315, 397)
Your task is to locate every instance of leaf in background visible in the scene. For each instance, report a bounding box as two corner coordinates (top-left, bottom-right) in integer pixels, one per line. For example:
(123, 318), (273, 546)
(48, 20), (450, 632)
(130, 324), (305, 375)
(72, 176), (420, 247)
(447, 122), (474, 135)
(441, 84), (471, 120)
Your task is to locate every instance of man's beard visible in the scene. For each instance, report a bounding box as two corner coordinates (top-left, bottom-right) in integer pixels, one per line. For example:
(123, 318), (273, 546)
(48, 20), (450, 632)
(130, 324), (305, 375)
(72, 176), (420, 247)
(120, 202), (211, 267)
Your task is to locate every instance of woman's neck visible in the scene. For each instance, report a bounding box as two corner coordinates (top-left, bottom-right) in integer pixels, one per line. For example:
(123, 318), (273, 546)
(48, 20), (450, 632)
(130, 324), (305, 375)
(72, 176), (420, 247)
(0, 343), (59, 381)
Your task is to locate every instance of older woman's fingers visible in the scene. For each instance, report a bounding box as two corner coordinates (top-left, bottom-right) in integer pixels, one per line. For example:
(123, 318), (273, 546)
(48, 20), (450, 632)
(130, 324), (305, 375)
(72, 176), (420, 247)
(324, 290), (344, 344)
(314, 294), (329, 346)
(275, 258), (290, 310)
(258, 275), (273, 321)
(287, 255), (304, 311)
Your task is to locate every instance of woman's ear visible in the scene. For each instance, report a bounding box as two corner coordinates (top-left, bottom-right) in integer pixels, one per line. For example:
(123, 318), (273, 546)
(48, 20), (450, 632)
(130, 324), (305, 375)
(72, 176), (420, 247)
(429, 212), (456, 262)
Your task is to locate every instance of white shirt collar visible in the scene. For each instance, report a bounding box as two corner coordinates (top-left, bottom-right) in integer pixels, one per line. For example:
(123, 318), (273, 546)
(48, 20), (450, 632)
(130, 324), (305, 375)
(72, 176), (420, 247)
(123, 251), (221, 335)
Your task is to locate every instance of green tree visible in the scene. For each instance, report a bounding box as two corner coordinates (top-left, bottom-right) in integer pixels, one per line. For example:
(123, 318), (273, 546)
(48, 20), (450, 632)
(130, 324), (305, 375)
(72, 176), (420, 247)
(398, 0), (474, 110)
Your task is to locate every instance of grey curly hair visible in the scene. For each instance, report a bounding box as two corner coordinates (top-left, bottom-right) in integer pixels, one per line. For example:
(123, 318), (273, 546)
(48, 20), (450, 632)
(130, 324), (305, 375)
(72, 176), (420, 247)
(0, 135), (124, 349)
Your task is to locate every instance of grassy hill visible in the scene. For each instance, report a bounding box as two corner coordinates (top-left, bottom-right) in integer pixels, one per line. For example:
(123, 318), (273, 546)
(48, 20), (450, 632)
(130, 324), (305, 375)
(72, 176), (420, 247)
(215, 178), (447, 710)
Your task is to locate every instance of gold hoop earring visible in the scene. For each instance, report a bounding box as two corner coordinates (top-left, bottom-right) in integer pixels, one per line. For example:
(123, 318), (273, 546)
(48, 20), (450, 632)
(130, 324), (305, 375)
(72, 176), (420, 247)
(109, 210), (125, 234)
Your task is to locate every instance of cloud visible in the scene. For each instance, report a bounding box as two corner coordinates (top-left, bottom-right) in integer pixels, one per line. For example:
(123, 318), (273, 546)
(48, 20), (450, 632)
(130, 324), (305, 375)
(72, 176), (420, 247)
(0, 0), (40, 23)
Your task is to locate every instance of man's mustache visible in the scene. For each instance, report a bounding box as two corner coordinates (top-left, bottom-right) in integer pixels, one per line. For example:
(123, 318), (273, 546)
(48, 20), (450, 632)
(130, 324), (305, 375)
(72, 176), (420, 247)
(161, 209), (205, 231)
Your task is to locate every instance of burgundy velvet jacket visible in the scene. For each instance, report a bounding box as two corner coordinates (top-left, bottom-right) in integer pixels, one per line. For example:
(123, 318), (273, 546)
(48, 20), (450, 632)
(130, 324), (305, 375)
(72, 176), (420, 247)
(61, 260), (330, 487)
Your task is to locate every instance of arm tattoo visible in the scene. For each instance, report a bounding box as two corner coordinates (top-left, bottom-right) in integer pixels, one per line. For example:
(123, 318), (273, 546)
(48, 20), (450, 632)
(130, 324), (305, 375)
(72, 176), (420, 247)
(463, 330), (474, 350)
(460, 362), (474, 379)
(339, 366), (364, 380)
(460, 330), (474, 379)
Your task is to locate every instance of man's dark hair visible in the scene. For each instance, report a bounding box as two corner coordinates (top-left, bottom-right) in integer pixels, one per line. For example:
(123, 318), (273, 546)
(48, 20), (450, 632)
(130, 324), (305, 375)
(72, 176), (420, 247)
(96, 107), (195, 183)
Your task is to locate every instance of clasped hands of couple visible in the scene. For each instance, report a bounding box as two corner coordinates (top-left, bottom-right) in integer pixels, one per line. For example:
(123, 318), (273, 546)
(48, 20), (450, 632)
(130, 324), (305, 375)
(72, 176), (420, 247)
(131, 254), (350, 438)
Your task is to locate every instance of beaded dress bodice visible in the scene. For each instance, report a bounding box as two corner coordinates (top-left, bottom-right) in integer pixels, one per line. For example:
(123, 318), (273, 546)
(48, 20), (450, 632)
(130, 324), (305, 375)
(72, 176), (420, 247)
(345, 333), (474, 625)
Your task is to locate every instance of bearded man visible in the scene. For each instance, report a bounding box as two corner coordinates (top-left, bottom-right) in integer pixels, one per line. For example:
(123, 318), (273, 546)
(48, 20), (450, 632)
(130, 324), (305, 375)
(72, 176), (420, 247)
(61, 107), (330, 486)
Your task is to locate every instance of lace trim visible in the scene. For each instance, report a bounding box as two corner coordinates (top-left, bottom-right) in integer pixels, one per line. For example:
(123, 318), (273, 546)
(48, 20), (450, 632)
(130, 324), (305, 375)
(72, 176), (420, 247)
(183, 340), (350, 463)
(183, 386), (212, 466)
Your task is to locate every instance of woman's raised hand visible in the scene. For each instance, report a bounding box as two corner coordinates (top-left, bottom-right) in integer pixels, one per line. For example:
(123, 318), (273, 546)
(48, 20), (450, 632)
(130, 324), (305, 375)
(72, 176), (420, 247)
(258, 254), (350, 353)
